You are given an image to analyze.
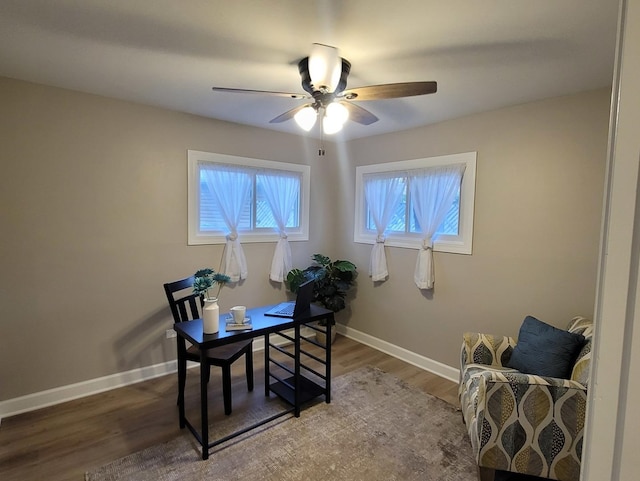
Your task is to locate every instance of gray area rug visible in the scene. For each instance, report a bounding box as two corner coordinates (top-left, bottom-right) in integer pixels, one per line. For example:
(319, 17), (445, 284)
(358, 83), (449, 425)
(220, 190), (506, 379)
(85, 366), (476, 481)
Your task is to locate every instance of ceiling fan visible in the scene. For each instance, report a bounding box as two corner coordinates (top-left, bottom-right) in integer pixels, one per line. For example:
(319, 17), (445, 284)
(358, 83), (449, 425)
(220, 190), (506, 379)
(212, 43), (437, 135)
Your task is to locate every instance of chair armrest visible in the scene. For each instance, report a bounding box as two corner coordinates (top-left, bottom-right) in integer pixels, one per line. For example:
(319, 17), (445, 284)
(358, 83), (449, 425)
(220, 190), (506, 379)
(461, 332), (517, 369)
(470, 369), (587, 479)
(482, 369), (587, 391)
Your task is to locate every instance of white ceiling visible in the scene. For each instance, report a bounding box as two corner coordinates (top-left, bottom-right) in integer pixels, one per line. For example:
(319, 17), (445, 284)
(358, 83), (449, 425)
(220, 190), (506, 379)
(0, 0), (619, 140)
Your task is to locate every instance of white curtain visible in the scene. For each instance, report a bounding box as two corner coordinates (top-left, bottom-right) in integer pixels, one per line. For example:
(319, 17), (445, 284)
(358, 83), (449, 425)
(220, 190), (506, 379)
(201, 165), (252, 282)
(261, 172), (299, 282)
(410, 163), (466, 289)
(364, 175), (405, 281)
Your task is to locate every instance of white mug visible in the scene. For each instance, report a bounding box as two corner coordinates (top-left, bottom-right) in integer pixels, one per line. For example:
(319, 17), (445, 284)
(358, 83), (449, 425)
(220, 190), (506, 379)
(230, 305), (246, 324)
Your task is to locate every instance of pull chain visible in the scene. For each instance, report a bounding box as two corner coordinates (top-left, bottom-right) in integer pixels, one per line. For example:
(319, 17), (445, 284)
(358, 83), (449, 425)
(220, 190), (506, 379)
(318, 116), (326, 156)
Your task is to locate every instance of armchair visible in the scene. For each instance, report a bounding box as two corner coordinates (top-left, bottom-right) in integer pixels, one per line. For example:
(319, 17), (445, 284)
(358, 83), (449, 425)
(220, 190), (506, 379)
(459, 317), (593, 481)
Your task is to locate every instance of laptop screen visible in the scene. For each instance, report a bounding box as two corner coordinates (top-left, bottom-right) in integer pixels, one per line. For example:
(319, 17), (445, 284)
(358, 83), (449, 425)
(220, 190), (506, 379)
(264, 279), (315, 318)
(292, 279), (314, 317)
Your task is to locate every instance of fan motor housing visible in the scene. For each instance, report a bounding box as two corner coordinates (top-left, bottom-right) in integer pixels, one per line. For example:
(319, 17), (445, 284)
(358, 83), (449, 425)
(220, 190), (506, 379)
(298, 57), (351, 96)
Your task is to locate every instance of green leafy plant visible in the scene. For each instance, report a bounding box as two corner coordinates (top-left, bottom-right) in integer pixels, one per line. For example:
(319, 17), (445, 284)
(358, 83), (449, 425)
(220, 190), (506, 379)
(193, 268), (231, 300)
(286, 254), (358, 325)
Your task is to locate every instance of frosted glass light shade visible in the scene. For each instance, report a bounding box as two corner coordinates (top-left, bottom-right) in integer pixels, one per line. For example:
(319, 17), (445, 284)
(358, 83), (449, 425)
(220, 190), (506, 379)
(325, 102), (349, 125)
(323, 115), (343, 134)
(323, 102), (349, 134)
(294, 106), (317, 131)
(308, 43), (342, 92)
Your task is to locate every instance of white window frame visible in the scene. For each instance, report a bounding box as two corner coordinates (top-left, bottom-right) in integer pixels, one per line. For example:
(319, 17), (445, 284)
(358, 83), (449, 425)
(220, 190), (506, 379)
(354, 152), (476, 254)
(188, 150), (311, 245)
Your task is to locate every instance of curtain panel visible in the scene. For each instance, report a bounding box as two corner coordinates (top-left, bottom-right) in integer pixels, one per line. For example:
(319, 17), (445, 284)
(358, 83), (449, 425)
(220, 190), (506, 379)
(410, 163), (466, 289)
(363, 174), (405, 282)
(200, 164), (251, 281)
(260, 172), (299, 282)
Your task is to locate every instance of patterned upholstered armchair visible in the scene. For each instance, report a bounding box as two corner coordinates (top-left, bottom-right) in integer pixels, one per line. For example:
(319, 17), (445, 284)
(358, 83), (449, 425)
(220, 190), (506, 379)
(458, 317), (593, 481)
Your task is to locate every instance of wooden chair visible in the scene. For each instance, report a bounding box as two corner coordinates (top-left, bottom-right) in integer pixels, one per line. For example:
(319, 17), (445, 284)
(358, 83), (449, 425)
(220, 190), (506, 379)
(163, 276), (253, 415)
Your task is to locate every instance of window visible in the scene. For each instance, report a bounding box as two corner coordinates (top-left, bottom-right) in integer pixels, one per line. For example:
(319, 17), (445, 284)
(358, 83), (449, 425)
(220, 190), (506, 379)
(188, 151), (310, 245)
(354, 152), (476, 254)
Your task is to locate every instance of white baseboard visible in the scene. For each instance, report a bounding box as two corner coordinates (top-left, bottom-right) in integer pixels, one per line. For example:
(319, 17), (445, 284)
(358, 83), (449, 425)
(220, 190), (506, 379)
(0, 326), (458, 422)
(336, 324), (460, 383)
(0, 360), (179, 423)
(0, 331), (296, 422)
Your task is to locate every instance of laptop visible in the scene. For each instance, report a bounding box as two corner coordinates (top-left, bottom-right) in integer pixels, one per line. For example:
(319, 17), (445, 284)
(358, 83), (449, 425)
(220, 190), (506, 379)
(264, 279), (315, 318)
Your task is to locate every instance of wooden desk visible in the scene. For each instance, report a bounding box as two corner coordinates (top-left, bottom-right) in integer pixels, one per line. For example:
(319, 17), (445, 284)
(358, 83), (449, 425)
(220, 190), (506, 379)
(174, 304), (334, 460)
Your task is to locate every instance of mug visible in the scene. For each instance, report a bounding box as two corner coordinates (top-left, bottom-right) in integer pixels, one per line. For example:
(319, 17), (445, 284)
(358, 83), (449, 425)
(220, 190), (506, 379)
(230, 306), (246, 324)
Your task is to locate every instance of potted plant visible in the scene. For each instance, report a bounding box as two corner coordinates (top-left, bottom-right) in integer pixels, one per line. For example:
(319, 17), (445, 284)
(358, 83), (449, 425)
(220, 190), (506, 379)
(193, 268), (231, 334)
(193, 268), (231, 300)
(286, 254), (358, 345)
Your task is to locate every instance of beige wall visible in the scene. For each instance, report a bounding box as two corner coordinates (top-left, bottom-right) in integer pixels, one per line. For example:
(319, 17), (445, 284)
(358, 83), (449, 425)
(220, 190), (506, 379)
(341, 89), (610, 368)
(0, 77), (335, 400)
(0, 76), (610, 401)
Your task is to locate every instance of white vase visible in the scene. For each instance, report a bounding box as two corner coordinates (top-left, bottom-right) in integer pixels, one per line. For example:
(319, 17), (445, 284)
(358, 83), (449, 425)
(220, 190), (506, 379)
(203, 298), (219, 334)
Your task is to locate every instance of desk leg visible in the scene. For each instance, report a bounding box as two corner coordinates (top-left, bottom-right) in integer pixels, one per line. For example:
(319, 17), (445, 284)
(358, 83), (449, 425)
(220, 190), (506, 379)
(294, 324), (301, 417)
(200, 351), (209, 460)
(176, 335), (187, 429)
(326, 314), (333, 404)
(264, 333), (270, 397)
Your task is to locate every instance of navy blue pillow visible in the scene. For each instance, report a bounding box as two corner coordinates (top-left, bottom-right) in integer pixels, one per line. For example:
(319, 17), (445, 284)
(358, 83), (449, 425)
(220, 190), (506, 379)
(507, 316), (585, 378)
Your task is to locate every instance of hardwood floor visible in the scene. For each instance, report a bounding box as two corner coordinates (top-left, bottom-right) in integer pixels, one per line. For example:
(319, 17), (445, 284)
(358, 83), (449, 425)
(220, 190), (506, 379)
(0, 335), (460, 481)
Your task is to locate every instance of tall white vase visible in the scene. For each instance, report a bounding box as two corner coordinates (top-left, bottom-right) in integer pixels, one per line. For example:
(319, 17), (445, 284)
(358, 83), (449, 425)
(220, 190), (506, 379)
(203, 298), (220, 334)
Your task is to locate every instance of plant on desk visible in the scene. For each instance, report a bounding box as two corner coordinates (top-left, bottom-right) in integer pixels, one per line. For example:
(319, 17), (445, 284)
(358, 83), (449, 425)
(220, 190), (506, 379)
(286, 254), (358, 345)
(193, 268), (231, 334)
(193, 268), (231, 300)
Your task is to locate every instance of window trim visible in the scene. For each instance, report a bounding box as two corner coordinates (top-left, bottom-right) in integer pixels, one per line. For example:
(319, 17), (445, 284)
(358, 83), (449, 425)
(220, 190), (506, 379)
(354, 151), (476, 254)
(188, 150), (310, 245)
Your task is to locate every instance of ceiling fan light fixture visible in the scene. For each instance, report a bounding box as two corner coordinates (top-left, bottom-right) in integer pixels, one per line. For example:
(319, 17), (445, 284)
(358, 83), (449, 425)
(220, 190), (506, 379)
(325, 102), (349, 125)
(294, 105), (317, 131)
(322, 102), (349, 134)
(217, 42), (436, 133)
(308, 43), (342, 93)
(322, 115), (342, 135)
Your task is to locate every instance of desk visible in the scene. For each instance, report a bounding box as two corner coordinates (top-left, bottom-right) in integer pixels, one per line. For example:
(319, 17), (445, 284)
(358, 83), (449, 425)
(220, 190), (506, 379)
(174, 304), (334, 460)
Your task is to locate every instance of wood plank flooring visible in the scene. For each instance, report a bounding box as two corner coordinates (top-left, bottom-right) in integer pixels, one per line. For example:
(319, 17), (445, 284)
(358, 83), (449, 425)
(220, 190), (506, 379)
(0, 335), (460, 481)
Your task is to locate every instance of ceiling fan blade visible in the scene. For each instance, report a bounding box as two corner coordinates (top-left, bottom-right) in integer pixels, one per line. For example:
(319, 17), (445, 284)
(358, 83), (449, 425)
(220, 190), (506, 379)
(341, 102), (379, 125)
(340, 81), (437, 101)
(212, 87), (308, 99)
(269, 104), (312, 124)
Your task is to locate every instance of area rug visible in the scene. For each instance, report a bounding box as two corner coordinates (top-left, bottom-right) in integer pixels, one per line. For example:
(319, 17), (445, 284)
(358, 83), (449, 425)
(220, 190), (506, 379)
(85, 366), (477, 481)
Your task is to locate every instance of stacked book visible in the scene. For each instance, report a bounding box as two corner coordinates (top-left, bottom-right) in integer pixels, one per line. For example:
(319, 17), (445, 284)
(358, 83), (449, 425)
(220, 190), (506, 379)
(225, 316), (252, 331)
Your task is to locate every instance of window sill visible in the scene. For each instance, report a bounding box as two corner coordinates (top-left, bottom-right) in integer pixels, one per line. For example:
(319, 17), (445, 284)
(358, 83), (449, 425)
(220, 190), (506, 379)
(354, 236), (472, 255)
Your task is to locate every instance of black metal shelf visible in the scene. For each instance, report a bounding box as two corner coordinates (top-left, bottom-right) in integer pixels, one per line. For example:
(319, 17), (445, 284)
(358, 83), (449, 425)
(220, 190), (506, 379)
(265, 320), (332, 413)
(269, 375), (326, 406)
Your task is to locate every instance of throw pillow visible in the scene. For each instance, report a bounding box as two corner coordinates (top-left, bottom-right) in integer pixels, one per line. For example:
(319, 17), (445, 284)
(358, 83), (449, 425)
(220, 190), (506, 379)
(507, 315), (586, 378)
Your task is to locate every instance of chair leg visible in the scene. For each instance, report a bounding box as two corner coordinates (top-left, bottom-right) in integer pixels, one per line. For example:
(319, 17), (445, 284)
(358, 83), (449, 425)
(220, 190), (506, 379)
(246, 348), (254, 392)
(222, 365), (232, 415)
(177, 365), (187, 406)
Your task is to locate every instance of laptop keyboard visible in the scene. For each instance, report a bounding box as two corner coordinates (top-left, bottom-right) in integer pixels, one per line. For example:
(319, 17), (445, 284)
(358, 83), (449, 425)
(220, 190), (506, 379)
(273, 303), (295, 316)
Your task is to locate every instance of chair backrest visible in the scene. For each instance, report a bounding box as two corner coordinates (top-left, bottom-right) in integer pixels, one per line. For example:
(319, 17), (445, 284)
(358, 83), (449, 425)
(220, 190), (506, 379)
(163, 276), (203, 323)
